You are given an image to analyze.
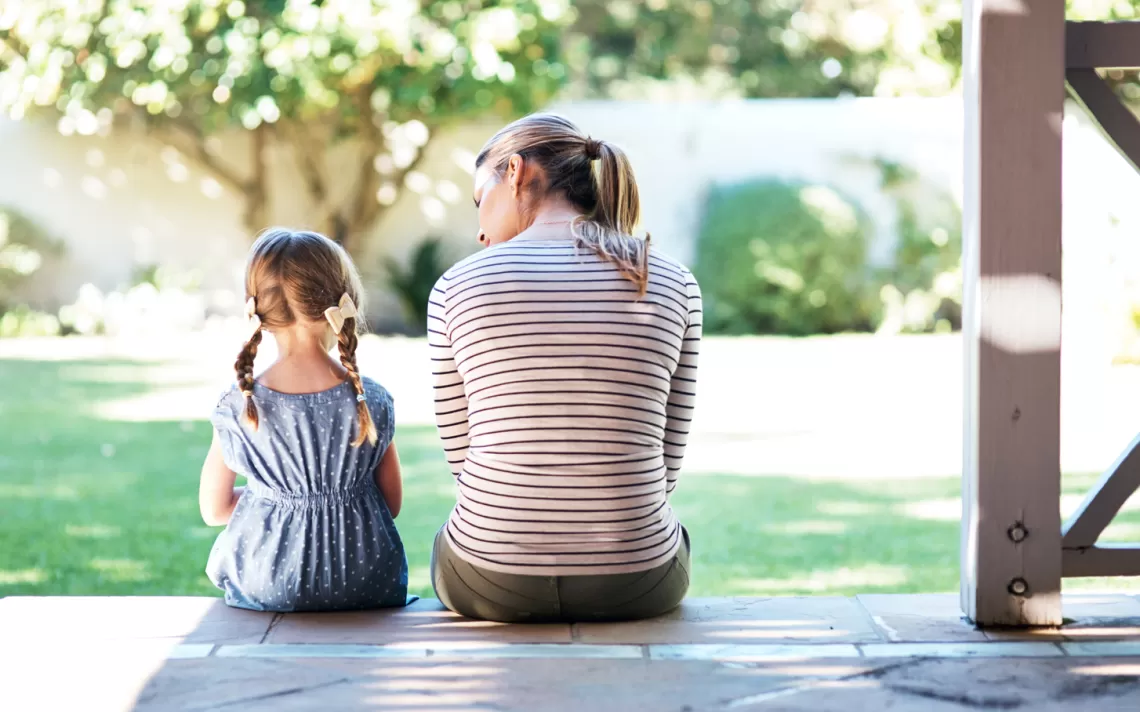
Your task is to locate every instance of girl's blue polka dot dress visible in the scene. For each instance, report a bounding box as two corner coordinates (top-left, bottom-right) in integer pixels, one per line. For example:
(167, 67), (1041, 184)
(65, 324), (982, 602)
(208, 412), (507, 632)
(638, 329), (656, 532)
(206, 377), (411, 612)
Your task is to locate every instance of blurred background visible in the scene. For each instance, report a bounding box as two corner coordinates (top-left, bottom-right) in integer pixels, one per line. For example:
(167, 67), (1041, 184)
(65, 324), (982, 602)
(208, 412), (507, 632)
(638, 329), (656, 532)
(2, 0), (1140, 600)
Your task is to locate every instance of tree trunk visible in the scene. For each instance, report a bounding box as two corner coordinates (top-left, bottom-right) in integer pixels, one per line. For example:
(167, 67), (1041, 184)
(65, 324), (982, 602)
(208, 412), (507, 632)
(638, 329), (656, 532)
(242, 125), (270, 234)
(281, 108), (433, 260)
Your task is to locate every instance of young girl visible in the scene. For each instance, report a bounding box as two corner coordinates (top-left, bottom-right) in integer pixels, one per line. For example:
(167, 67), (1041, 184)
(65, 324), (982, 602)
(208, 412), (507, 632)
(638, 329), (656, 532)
(199, 228), (408, 612)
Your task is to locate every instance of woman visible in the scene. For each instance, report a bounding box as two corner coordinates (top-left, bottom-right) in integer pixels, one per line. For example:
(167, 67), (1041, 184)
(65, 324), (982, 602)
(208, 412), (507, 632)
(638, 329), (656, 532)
(427, 113), (702, 622)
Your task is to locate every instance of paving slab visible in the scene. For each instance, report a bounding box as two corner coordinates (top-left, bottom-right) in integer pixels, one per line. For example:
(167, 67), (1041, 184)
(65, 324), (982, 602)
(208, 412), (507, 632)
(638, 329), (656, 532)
(856, 593), (988, 642)
(648, 643), (860, 661)
(132, 656), (887, 712)
(131, 657), (363, 712)
(215, 642), (644, 659)
(575, 596), (884, 644)
(5, 594), (1140, 711)
(266, 597), (573, 644)
(728, 657), (1140, 712)
(3, 639), (217, 712)
(0, 596), (273, 644)
(1063, 641), (1140, 657)
(860, 641), (1064, 658)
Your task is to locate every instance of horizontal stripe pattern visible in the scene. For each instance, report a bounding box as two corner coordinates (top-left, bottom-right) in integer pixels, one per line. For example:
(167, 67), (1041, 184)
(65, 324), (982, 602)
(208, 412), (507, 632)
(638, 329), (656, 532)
(428, 237), (702, 575)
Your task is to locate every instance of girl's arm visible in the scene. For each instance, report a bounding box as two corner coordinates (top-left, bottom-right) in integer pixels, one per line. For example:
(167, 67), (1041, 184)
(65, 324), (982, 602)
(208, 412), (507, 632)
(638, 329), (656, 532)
(199, 430), (244, 526)
(375, 441), (403, 518)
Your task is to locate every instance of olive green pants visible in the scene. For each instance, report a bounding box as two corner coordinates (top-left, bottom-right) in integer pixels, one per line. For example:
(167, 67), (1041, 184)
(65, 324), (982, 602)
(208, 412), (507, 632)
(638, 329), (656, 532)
(430, 527), (691, 623)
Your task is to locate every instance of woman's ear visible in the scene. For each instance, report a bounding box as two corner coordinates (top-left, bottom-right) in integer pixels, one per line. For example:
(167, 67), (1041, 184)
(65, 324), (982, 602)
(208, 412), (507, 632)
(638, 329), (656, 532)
(508, 154), (524, 197)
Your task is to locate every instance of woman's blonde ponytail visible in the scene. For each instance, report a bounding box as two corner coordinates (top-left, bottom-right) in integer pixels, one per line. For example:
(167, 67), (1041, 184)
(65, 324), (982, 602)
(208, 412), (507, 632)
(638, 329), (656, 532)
(477, 113), (652, 295)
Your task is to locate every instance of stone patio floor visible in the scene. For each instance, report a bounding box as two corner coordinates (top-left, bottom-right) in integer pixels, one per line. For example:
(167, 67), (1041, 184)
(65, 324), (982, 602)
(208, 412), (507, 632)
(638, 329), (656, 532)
(4, 594), (1140, 711)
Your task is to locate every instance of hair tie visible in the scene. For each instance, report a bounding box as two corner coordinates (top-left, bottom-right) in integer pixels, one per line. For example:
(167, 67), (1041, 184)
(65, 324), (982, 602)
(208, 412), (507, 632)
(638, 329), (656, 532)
(244, 297), (261, 340)
(324, 293), (359, 335)
(584, 137), (602, 160)
(356, 393), (366, 403)
(241, 389), (253, 397)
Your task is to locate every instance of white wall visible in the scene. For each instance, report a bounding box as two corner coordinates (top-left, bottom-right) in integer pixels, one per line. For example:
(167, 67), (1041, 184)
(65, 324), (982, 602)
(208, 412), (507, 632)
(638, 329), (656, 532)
(0, 100), (961, 309)
(3, 97), (1137, 359)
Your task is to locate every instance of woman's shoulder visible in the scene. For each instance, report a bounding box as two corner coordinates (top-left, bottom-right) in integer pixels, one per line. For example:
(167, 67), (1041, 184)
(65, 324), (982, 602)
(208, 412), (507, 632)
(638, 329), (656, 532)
(648, 249), (698, 287)
(434, 248), (502, 292)
(435, 240), (568, 290)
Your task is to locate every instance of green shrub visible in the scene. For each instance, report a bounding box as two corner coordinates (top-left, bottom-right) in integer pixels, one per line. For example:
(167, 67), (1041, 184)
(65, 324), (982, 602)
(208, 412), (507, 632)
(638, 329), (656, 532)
(383, 237), (455, 334)
(0, 207), (61, 314)
(875, 160), (963, 334)
(693, 180), (881, 335)
(0, 306), (60, 337)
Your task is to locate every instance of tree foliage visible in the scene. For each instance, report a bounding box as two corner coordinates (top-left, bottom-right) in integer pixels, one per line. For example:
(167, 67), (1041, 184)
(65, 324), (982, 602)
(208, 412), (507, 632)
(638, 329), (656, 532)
(569, 0), (961, 100)
(0, 0), (568, 255)
(0, 0), (966, 261)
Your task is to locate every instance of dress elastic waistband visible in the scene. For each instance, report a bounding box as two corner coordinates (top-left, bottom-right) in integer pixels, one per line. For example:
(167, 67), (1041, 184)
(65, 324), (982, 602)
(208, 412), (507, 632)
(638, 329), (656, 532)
(246, 480), (374, 508)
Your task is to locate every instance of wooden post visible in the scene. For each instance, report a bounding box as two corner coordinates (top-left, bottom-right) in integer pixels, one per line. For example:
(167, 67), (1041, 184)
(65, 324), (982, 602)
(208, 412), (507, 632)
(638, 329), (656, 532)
(961, 0), (1065, 627)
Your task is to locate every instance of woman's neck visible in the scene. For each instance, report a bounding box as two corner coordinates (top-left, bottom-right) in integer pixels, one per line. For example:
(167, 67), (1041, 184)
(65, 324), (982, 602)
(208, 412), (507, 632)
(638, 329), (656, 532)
(512, 200), (584, 241)
(533, 197), (583, 223)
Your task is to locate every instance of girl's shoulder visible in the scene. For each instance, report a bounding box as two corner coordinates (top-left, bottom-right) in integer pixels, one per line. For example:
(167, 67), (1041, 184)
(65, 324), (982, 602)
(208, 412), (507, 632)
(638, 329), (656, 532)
(358, 375), (394, 408)
(358, 376), (395, 443)
(214, 382), (242, 410)
(211, 383), (245, 431)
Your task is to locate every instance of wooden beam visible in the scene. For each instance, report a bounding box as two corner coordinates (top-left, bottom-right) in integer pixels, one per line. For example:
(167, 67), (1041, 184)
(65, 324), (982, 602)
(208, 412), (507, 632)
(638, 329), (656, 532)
(1066, 69), (1140, 175)
(1066, 21), (1140, 69)
(1063, 433), (1140, 548)
(1063, 544), (1140, 578)
(961, 0), (1064, 627)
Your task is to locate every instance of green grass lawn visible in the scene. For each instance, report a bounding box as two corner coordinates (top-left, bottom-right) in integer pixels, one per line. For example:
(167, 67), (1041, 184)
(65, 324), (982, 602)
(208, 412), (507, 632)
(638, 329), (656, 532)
(1, 355), (1137, 599)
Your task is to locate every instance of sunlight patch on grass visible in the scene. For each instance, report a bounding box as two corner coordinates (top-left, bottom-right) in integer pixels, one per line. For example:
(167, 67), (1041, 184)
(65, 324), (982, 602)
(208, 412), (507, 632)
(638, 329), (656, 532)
(764, 520), (848, 535)
(65, 524), (121, 539)
(0, 483), (78, 499)
(89, 559), (150, 583)
(737, 564), (909, 594)
(0, 568), (47, 585)
(93, 388), (218, 422)
(897, 498), (960, 522)
(815, 501), (881, 517)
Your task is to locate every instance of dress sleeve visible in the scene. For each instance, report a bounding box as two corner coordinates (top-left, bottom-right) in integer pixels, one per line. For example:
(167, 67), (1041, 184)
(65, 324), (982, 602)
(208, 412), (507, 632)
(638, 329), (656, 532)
(375, 385), (396, 456)
(209, 387), (245, 473)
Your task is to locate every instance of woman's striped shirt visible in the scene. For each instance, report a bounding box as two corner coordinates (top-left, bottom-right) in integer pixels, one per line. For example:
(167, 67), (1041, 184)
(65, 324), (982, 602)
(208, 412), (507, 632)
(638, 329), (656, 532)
(428, 235), (702, 576)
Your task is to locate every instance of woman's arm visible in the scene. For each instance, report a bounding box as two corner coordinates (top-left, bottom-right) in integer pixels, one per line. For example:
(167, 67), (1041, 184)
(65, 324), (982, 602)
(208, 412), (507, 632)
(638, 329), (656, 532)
(428, 280), (471, 477)
(199, 431), (244, 526)
(663, 278), (703, 497)
(375, 441), (404, 518)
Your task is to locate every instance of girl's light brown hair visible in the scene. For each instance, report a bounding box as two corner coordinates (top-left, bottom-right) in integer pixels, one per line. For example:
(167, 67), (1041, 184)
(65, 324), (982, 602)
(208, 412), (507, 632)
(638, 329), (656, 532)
(476, 113), (651, 294)
(236, 228), (377, 447)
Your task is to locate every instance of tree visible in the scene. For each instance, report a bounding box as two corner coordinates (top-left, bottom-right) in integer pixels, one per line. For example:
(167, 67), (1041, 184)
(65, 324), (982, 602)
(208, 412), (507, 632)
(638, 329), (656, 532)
(0, 0), (568, 256)
(0, 0), (968, 262)
(566, 0), (962, 100)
